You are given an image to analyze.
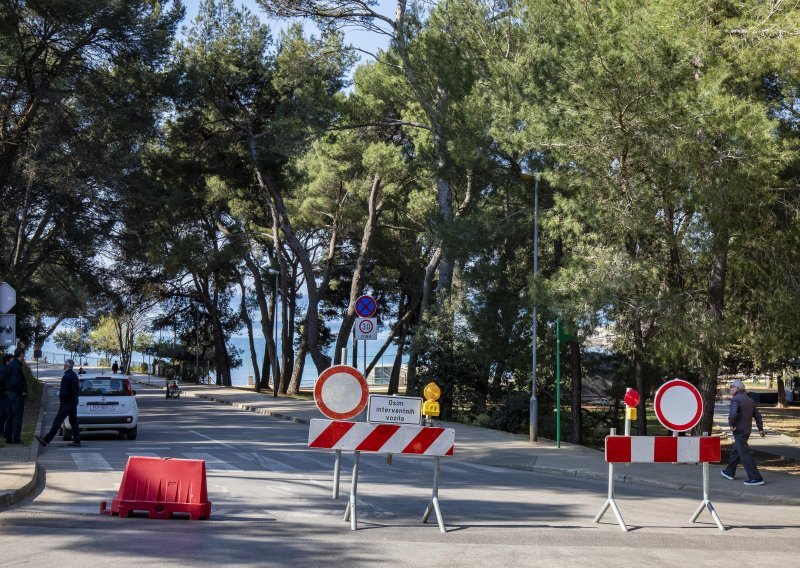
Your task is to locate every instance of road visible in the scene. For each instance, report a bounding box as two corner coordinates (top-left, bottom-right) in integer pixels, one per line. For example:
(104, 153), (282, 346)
(0, 377), (797, 567)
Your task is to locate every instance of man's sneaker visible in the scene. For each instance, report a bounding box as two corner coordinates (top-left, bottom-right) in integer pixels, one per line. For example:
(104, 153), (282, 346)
(743, 478), (765, 486)
(720, 469), (734, 480)
(35, 435), (47, 447)
(68, 442), (81, 447)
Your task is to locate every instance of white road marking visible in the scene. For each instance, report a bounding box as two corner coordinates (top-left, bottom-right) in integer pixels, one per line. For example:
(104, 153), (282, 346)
(188, 429), (237, 450)
(72, 452), (113, 471)
(181, 452), (242, 471)
(292, 452), (336, 469)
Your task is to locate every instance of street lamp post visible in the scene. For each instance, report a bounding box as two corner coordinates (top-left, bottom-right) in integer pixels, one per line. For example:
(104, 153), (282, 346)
(267, 268), (280, 397)
(529, 173), (540, 443)
(78, 315), (83, 366)
(194, 302), (200, 383)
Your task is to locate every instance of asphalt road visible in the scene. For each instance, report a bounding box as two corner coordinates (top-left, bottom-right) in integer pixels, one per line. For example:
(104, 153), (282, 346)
(0, 380), (797, 567)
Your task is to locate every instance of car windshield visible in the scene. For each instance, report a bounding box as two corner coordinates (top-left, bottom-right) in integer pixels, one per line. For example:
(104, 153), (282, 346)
(79, 378), (127, 396)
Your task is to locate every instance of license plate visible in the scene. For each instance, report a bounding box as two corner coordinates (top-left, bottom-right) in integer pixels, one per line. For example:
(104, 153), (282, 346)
(88, 405), (115, 411)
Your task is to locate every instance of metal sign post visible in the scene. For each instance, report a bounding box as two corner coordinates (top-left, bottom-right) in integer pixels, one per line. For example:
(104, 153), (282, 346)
(689, 431), (725, 531)
(593, 428), (627, 531)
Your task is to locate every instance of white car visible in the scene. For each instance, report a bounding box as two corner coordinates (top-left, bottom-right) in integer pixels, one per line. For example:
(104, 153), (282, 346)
(62, 375), (139, 440)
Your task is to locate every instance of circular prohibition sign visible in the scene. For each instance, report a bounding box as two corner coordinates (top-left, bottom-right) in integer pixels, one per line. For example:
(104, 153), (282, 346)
(355, 295), (377, 318)
(653, 379), (703, 432)
(314, 365), (369, 421)
(358, 319), (374, 334)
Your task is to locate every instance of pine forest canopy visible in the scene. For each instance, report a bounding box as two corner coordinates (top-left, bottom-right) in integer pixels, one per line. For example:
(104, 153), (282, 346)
(3, 0), (800, 441)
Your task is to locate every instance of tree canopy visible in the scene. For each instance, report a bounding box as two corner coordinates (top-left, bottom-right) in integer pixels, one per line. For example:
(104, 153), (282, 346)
(6, 0), (800, 438)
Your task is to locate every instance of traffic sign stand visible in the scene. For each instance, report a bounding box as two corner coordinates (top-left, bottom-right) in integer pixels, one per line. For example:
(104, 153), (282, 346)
(308, 419), (455, 533)
(594, 428), (725, 532)
(689, 460), (725, 531)
(593, 428), (628, 532)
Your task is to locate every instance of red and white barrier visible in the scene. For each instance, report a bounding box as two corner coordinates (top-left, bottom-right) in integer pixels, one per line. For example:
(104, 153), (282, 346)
(605, 435), (721, 464)
(595, 432), (725, 532)
(308, 419), (455, 456)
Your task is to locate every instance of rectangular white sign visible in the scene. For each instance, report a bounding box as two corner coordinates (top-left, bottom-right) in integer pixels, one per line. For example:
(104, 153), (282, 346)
(367, 395), (423, 425)
(355, 317), (378, 340)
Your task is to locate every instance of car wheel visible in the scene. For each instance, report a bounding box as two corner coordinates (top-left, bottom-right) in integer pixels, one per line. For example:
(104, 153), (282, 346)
(63, 428), (73, 441)
(126, 427), (138, 440)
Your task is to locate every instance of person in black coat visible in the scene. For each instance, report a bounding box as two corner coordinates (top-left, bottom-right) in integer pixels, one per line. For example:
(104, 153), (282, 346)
(0, 355), (12, 443)
(37, 359), (82, 447)
(4, 348), (28, 444)
(720, 378), (766, 485)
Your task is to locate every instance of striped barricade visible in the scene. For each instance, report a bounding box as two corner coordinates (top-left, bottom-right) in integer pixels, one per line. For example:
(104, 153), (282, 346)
(595, 433), (725, 532)
(605, 435), (721, 463)
(308, 419), (456, 533)
(308, 419), (455, 456)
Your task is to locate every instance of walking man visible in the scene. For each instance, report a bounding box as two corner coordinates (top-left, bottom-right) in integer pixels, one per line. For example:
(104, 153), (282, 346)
(37, 359), (81, 448)
(721, 379), (766, 486)
(4, 348), (28, 444)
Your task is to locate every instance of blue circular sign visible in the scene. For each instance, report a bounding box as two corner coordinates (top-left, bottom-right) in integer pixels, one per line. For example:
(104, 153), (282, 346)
(355, 295), (377, 318)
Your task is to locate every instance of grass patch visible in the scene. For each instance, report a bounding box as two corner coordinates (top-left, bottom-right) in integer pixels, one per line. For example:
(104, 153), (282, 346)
(758, 407), (800, 442)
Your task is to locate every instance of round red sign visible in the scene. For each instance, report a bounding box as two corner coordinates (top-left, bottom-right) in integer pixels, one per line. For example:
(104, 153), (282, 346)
(653, 379), (703, 432)
(623, 389), (640, 408)
(314, 365), (369, 421)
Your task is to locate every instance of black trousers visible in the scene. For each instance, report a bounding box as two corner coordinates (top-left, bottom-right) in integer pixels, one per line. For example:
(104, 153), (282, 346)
(44, 401), (80, 443)
(4, 393), (25, 443)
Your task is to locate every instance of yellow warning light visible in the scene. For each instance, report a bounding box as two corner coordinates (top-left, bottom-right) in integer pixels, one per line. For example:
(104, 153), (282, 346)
(423, 382), (441, 402)
(625, 407), (637, 421)
(422, 400), (440, 417)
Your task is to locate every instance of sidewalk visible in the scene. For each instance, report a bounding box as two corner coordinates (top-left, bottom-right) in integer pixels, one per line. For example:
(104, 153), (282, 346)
(1, 375), (798, 513)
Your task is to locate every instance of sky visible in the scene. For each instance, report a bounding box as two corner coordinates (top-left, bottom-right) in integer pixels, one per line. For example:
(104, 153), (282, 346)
(180, 0), (394, 72)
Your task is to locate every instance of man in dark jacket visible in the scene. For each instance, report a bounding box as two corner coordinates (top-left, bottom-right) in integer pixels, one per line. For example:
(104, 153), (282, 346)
(4, 348), (28, 444)
(0, 355), (12, 442)
(37, 359), (82, 447)
(721, 379), (765, 486)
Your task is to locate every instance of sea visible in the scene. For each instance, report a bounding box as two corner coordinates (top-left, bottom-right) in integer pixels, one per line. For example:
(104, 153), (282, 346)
(39, 329), (405, 388)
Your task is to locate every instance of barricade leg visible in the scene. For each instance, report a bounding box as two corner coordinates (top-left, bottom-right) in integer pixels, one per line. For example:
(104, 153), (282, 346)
(593, 462), (628, 532)
(689, 462), (725, 531)
(343, 451), (360, 530)
(333, 449), (341, 499)
(421, 456), (446, 533)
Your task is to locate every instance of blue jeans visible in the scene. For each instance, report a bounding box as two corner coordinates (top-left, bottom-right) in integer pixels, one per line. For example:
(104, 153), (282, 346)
(724, 432), (762, 481)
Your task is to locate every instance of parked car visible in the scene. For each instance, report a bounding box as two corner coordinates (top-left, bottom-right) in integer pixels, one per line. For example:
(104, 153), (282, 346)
(61, 375), (139, 440)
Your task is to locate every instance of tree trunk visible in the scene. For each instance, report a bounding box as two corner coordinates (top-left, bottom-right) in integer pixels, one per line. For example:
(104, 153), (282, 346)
(777, 375), (787, 408)
(633, 318), (647, 435)
(387, 323), (408, 396)
(698, 229), (729, 436)
(333, 174), (382, 362)
(238, 279), (260, 389)
(570, 341), (583, 444)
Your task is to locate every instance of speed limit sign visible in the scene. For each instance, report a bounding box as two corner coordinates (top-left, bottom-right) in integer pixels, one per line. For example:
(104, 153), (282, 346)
(356, 317), (377, 340)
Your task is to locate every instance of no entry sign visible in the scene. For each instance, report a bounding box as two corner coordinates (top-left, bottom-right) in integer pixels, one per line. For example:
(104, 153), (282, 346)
(654, 379), (703, 432)
(314, 365), (369, 421)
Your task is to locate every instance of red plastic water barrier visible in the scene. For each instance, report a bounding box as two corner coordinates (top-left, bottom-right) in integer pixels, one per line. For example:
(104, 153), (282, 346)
(605, 435), (720, 464)
(100, 456), (212, 520)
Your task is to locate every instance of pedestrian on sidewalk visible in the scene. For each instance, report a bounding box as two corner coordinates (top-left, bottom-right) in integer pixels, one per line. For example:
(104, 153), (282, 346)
(721, 379), (766, 486)
(4, 348), (28, 444)
(0, 355), (12, 442)
(37, 359), (82, 448)
(112, 361), (118, 374)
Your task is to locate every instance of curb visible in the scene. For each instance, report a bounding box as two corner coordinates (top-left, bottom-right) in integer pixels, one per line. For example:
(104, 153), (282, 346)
(0, 462), (39, 509)
(0, 384), (46, 510)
